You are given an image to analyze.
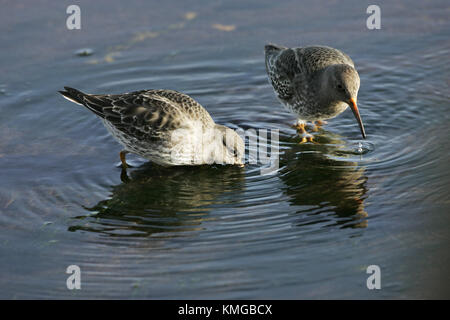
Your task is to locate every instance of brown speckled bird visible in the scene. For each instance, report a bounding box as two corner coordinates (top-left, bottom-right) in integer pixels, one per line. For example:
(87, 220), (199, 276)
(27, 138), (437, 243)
(59, 87), (244, 167)
(265, 44), (366, 142)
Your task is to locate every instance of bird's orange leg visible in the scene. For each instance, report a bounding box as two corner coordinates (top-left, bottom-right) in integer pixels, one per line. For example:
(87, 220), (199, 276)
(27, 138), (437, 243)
(316, 120), (328, 126)
(120, 150), (130, 169)
(310, 120), (328, 132)
(292, 122), (314, 144)
(299, 135), (314, 143)
(291, 122), (306, 132)
(311, 123), (319, 132)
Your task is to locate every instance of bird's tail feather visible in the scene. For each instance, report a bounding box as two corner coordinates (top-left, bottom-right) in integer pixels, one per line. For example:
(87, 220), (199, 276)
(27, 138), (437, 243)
(58, 86), (86, 106)
(264, 44), (286, 71)
(264, 43), (287, 54)
(59, 87), (107, 118)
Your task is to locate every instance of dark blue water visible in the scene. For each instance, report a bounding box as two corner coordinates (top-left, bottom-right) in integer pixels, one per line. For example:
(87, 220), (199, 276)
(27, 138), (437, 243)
(0, 0), (449, 298)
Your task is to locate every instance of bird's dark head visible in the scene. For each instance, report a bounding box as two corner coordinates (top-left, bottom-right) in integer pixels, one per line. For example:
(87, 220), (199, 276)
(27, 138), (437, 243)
(323, 64), (366, 139)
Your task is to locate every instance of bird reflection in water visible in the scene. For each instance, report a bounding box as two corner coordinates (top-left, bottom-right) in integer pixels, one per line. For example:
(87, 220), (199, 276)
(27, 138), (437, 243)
(69, 163), (245, 237)
(279, 129), (369, 229)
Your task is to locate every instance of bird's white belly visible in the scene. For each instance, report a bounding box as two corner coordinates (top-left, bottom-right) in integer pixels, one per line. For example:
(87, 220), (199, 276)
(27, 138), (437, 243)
(102, 120), (229, 166)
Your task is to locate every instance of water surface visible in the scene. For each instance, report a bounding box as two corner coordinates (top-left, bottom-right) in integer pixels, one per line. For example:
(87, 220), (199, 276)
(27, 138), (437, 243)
(0, 0), (449, 299)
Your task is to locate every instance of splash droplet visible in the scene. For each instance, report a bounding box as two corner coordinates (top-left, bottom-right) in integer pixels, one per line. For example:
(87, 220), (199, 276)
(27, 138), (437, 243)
(357, 142), (363, 154)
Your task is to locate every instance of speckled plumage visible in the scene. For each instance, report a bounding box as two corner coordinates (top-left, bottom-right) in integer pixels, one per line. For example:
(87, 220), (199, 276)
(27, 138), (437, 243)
(59, 87), (244, 166)
(265, 44), (366, 139)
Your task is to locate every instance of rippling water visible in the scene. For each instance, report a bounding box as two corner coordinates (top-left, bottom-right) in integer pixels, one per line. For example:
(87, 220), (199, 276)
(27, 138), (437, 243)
(0, 0), (449, 299)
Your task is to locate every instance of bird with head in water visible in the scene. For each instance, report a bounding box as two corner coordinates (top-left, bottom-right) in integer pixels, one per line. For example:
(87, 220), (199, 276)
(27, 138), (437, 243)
(59, 87), (244, 168)
(265, 44), (366, 142)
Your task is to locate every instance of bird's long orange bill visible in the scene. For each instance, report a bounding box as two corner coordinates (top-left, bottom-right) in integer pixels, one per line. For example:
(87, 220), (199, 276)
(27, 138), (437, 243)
(349, 98), (366, 139)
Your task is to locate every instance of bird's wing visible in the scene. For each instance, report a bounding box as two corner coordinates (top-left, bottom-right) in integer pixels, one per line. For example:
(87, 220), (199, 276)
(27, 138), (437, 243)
(297, 46), (355, 73)
(60, 87), (214, 140)
(265, 47), (296, 100)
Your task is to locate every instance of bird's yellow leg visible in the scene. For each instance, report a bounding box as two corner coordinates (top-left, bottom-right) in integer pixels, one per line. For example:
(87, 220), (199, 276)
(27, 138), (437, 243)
(292, 121), (306, 133)
(120, 150), (130, 169)
(292, 121), (316, 144)
(311, 123), (319, 132)
(299, 134), (314, 144)
(310, 120), (328, 132)
(291, 123), (314, 144)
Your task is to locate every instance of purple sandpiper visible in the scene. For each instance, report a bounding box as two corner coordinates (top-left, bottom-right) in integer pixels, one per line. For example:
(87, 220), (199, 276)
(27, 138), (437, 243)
(265, 44), (366, 142)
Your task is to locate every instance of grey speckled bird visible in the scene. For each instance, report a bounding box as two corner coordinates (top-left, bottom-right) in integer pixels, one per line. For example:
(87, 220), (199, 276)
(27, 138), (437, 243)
(59, 87), (244, 167)
(265, 44), (366, 142)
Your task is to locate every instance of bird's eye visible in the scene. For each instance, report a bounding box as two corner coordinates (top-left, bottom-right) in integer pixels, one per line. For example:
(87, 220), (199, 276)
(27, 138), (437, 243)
(337, 84), (344, 91)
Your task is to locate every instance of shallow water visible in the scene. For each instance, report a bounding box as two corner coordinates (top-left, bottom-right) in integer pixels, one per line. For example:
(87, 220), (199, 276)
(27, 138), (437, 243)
(0, 0), (449, 299)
